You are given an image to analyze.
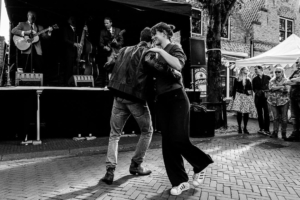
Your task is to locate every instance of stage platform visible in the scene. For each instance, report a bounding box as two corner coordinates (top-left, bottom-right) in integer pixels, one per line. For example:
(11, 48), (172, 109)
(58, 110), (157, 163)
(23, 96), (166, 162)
(0, 87), (201, 144)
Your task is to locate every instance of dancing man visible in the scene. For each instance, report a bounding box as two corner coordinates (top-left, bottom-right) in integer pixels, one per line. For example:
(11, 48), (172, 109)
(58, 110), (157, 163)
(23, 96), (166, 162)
(101, 27), (153, 185)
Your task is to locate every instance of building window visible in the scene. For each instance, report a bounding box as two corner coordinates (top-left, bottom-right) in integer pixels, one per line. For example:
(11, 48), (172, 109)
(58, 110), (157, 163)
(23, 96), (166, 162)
(191, 8), (202, 35)
(279, 17), (293, 42)
(221, 17), (230, 39)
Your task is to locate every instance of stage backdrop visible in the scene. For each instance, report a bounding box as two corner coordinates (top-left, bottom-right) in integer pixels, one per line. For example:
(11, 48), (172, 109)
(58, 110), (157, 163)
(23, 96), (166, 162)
(5, 0), (192, 86)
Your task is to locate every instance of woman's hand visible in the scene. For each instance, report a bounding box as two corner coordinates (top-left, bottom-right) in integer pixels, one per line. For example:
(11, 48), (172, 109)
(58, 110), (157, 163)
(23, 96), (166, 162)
(149, 48), (183, 71)
(148, 48), (162, 54)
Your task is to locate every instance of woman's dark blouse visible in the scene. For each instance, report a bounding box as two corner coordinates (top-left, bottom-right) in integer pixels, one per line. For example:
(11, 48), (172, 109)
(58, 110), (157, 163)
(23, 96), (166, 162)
(156, 43), (187, 95)
(232, 78), (252, 99)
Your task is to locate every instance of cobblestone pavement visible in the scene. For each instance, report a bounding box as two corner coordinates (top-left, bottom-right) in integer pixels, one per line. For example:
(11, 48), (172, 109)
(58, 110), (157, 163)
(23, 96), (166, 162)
(1, 133), (300, 200)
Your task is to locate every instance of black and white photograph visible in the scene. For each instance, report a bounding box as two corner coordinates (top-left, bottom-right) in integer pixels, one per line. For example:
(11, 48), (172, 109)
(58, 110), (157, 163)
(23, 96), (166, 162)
(1, 0), (300, 199)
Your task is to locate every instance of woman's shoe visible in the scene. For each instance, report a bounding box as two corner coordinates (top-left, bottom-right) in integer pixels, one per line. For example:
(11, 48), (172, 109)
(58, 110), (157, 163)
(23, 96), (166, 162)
(243, 128), (250, 134)
(238, 128), (242, 134)
(192, 169), (206, 187)
(170, 182), (190, 195)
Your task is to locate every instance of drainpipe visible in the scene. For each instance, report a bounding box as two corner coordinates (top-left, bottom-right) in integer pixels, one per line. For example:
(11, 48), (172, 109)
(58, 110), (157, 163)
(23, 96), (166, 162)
(226, 65), (230, 99)
(250, 39), (254, 57)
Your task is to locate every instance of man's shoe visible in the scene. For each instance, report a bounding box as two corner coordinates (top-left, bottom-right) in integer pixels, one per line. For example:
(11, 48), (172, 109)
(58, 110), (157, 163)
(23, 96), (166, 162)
(170, 182), (190, 195)
(258, 129), (264, 134)
(284, 131), (300, 142)
(270, 132), (278, 139)
(101, 167), (115, 185)
(264, 131), (271, 136)
(129, 160), (152, 176)
(281, 132), (287, 140)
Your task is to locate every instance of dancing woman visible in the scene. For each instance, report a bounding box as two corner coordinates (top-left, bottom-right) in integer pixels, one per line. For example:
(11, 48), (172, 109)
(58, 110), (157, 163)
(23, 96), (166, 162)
(148, 22), (213, 196)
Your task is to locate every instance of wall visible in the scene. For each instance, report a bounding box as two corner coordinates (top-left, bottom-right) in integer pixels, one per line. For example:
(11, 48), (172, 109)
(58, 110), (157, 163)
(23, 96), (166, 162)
(177, 0), (300, 57)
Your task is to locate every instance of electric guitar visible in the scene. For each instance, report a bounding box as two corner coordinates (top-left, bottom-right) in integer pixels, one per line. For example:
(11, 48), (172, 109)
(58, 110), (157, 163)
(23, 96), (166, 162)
(13, 24), (59, 51)
(104, 29), (126, 71)
(106, 30), (125, 60)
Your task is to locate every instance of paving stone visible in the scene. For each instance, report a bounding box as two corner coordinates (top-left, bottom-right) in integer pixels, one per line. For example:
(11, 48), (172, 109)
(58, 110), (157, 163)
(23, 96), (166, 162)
(1, 121), (300, 200)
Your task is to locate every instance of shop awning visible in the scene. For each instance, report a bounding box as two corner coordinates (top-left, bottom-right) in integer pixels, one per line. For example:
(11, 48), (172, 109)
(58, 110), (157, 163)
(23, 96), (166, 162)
(236, 34), (300, 68)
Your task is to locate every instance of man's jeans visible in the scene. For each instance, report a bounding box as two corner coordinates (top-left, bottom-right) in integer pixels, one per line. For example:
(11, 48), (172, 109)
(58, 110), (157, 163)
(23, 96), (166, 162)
(106, 97), (153, 168)
(269, 103), (289, 133)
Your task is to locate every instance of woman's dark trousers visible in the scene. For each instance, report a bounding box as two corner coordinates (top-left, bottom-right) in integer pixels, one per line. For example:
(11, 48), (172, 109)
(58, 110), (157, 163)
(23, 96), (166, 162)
(157, 89), (213, 187)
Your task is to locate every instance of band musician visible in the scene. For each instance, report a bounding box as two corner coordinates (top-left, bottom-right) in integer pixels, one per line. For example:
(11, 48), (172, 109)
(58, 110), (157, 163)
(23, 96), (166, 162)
(98, 17), (123, 87)
(11, 11), (53, 73)
(63, 16), (89, 85)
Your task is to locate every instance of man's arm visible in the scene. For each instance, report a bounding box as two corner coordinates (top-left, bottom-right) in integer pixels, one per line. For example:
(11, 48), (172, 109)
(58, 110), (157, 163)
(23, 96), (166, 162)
(39, 25), (51, 39)
(265, 75), (271, 88)
(232, 79), (237, 99)
(63, 27), (77, 47)
(115, 28), (124, 48)
(252, 77), (257, 93)
(290, 77), (300, 83)
(11, 22), (26, 36)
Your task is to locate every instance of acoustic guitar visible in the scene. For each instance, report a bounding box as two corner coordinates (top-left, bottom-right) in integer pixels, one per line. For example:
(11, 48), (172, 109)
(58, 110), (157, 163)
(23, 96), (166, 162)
(13, 24), (59, 51)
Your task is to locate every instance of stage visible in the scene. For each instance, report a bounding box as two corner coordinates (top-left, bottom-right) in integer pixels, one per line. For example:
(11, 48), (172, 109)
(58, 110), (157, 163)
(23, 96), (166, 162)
(0, 87), (201, 143)
(0, 0), (203, 144)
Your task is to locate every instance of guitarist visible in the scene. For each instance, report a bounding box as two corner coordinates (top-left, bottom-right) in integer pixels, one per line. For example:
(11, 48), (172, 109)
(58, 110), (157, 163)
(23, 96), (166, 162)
(98, 17), (124, 87)
(11, 11), (53, 73)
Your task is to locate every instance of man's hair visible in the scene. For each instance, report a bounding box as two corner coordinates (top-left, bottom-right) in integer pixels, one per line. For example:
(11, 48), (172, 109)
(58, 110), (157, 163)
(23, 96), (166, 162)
(104, 17), (112, 23)
(140, 27), (152, 43)
(255, 65), (263, 71)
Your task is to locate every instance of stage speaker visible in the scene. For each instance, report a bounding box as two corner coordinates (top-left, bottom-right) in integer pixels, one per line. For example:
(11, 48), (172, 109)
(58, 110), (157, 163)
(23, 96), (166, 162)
(190, 38), (206, 68)
(190, 109), (215, 138)
(73, 75), (94, 87)
(15, 72), (43, 86)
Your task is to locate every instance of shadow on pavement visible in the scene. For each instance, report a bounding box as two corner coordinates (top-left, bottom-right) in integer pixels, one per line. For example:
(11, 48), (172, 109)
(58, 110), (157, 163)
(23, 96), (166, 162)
(44, 174), (137, 200)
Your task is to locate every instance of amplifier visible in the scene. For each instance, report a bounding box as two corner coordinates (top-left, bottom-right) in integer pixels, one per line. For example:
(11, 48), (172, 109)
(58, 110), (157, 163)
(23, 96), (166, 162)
(190, 109), (215, 138)
(73, 75), (94, 87)
(15, 73), (43, 86)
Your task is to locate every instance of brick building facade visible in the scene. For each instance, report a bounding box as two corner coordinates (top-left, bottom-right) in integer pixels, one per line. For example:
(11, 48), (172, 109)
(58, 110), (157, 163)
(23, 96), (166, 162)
(182, 0), (300, 59)
(170, 0), (300, 97)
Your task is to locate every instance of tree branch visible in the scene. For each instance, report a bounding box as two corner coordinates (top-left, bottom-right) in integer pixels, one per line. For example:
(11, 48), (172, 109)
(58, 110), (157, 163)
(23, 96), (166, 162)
(222, 0), (238, 26)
